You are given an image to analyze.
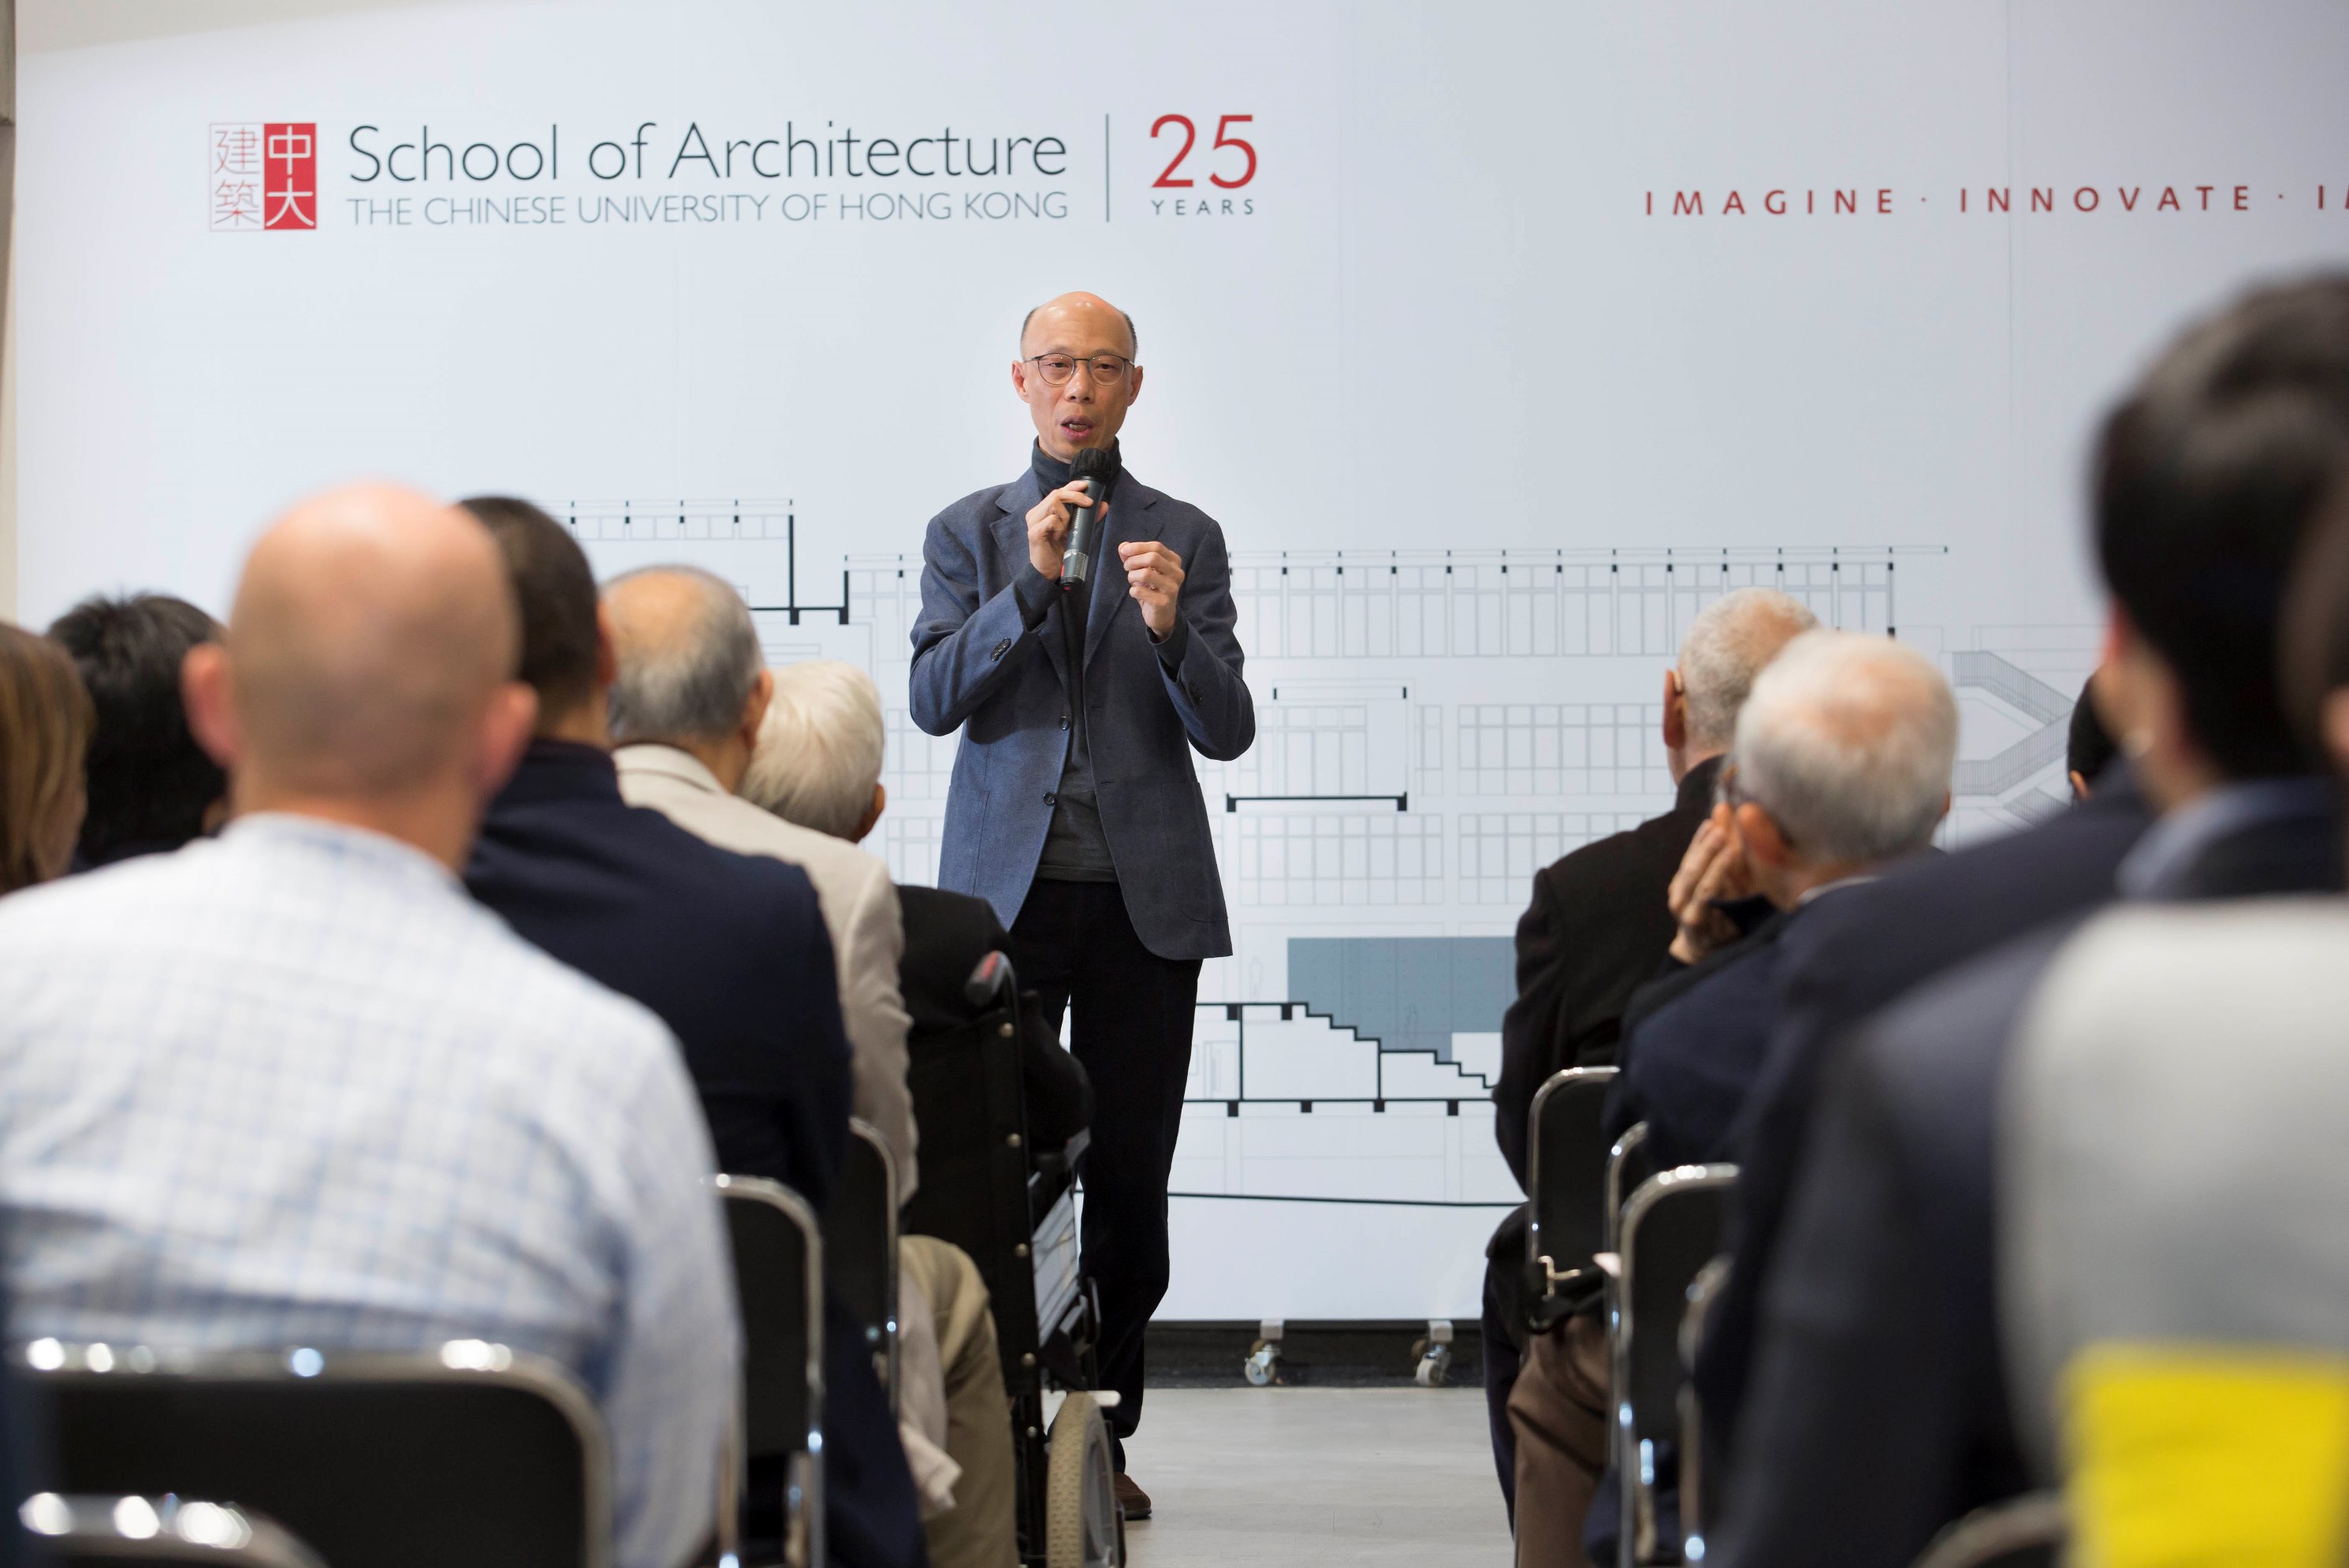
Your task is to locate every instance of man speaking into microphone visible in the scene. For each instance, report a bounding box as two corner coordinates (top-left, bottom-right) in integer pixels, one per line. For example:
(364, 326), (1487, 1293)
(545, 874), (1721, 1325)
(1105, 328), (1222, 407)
(910, 292), (1254, 1516)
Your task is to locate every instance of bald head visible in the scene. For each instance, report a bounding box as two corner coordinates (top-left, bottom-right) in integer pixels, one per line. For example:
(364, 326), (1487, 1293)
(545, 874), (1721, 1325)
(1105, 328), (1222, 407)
(1020, 292), (1137, 360)
(217, 484), (521, 798)
(1677, 588), (1821, 749)
(604, 567), (767, 747)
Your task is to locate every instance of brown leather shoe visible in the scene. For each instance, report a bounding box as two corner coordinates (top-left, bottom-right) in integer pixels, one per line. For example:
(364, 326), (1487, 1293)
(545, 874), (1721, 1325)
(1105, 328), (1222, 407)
(1113, 1471), (1152, 1520)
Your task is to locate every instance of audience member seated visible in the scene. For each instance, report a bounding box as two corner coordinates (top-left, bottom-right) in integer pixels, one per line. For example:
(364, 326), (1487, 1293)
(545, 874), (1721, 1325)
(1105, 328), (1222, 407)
(1715, 274), (2349, 1568)
(0, 486), (736, 1568)
(456, 500), (924, 1568)
(47, 592), (228, 868)
(1605, 630), (1958, 1169)
(748, 657), (1072, 1568)
(1483, 585), (1814, 1565)
(2065, 668), (2120, 802)
(0, 623), (93, 895)
(1579, 630), (1956, 1564)
(602, 566), (921, 1198)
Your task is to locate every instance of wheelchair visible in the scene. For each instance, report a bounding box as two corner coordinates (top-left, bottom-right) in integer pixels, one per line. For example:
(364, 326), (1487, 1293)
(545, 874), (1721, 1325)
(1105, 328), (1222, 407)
(899, 951), (1124, 1568)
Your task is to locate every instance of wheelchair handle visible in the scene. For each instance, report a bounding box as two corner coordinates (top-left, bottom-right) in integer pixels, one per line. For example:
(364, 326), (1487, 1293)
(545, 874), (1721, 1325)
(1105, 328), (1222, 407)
(964, 950), (1019, 1011)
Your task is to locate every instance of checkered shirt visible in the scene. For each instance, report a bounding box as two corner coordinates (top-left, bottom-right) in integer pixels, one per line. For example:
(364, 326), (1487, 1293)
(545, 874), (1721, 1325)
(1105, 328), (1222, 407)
(0, 814), (739, 1568)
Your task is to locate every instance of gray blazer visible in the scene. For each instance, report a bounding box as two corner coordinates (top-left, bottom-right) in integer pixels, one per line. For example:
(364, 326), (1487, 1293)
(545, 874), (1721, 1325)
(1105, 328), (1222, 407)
(910, 464), (1254, 960)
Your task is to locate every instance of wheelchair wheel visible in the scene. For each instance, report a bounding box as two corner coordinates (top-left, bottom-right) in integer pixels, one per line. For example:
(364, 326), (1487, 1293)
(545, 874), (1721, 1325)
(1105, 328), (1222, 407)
(1045, 1391), (1125, 1568)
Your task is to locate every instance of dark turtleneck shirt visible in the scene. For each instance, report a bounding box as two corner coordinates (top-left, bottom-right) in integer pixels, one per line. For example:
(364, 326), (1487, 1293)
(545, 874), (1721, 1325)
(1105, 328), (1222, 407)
(1024, 441), (1125, 883)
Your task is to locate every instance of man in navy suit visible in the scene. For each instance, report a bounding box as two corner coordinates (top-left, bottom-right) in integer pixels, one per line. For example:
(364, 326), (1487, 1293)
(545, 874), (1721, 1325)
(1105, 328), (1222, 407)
(459, 497), (929, 1568)
(1714, 276), (2349, 1568)
(910, 292), (1255, 1512)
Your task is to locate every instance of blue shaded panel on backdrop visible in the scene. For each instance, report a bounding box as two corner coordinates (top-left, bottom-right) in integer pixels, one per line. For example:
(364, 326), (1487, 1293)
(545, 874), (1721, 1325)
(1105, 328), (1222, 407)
(1285, 937), (1513, 1063)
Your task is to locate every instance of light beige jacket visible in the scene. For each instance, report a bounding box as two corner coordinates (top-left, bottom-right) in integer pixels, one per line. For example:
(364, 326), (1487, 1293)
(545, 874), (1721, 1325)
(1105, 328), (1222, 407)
(615, 743), (918, 1198)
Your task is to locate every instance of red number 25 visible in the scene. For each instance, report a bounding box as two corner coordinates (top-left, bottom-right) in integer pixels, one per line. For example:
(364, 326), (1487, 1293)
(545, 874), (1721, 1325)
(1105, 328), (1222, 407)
(1151, 114), (1256, 189)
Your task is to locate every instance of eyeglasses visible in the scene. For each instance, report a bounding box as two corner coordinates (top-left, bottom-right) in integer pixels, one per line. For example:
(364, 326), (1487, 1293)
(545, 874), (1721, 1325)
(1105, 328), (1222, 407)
(1718, 759), (1794, 848)
(1027, 353), (1135, 387)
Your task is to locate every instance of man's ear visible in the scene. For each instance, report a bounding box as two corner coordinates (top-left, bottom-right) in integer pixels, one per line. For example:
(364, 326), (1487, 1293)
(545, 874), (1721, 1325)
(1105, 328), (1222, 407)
(475, 682), (539, 800)
(182, 642), (241, 771)
(1662, 669), (1689, 751)
(852, 782), (888, 844)
(1126, 363), (1145, 407)
(739, 667), (776, 750)
(2324, 688), (2349, 782)
(1733, 800), (1794, 870)
(593, 605), (619, 690)
(1011, 359), (1033, 400)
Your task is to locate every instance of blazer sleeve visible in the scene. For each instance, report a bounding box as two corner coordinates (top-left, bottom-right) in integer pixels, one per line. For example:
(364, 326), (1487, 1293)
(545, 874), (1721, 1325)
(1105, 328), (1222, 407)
(1151, 517), (1256, 762)
(838, 859), (921, 1201)
(1494, 866), (1568, 1190)
(908, 507), (1055, 737)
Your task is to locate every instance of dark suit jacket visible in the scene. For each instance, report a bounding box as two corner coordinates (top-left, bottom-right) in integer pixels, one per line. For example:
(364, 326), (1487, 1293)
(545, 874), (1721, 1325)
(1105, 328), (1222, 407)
(898, 883), (1093, 1153)
(1603, 906), (1799, 1170)
(1693, 774), (2153, 1469)
(465, 742), (927, 1568)
(910, 464), (1255, 960)
(1493, 756), (1723, 1188)
(1714, 787), (2343, 1568)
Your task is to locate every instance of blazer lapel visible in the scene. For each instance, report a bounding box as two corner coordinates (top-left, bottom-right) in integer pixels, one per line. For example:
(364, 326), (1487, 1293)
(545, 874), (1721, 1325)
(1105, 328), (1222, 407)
(1083, 478), (1157, 668)
(993, 471), (1074, 692)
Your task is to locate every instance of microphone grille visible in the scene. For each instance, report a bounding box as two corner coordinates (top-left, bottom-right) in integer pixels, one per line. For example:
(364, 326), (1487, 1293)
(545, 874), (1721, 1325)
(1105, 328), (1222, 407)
(1070, 447), (1115, 483)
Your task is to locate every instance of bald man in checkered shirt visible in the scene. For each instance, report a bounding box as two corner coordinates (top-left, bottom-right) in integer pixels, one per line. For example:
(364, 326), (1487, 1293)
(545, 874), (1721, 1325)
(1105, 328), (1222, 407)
(0, 486), (738, 1568)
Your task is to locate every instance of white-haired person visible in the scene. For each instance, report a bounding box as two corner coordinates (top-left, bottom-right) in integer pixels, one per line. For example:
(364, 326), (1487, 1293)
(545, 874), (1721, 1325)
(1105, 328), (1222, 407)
(1581, 628), (1958, 1564)
(745, 659), (1089, 1568)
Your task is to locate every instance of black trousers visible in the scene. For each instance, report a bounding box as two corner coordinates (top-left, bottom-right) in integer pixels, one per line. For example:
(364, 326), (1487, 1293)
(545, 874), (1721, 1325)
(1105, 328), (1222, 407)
(1007, 878), (1201, 1466)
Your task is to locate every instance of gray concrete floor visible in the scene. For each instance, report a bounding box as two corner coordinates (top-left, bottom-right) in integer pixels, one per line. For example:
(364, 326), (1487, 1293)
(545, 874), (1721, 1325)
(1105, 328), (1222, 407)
(1119, 1387), (1513, 1567)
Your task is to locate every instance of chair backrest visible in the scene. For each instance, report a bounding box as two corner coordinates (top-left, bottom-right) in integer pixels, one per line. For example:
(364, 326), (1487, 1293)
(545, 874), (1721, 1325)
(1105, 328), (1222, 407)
(717, 1173), (825, 1568)
(1908, 1493), (2066, 1568)
(1526, 1067), (1619, 1304)
(20, 1495), (328, 1568)
(900, 974), (1040, 1393)
(21, 1339), (607, 1568)
(823, 1118), (901, 1407)
(1603, 1122), (1655, 1256)
(1612, 1165), (1734, 1568)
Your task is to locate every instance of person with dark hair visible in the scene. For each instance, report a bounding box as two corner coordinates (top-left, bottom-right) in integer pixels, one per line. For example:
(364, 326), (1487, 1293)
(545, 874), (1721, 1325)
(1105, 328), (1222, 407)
(2065, 669), (2121, 800)
(1714, 275), (2349, 1568)
(0, 622), (94, 894)
(46, 593), (228, 867)
(455, 496), (928, 1568)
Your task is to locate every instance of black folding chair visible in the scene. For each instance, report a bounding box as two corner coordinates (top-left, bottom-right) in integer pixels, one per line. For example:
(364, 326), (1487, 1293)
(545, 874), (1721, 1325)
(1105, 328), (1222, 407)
(1908, 1494), (2066, 1568)
(1611, 1164), (1735, 1568)
(18, 1495), (327, 1566)
(823, 1117), (902, 1410)
(900, 951), (1119, 1568)
(1524, 1067), (1619, 1329)
(718, 1172), (826, 1568)
(18, 1339), (608, 1568)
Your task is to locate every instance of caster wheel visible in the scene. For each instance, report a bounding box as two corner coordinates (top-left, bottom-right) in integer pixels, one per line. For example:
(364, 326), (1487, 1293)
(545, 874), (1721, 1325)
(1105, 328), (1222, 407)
(1242, 1339), (1282, 1387)
(1412, 1339), (1453, 1387)
(1047, 1391), (1125, 1567)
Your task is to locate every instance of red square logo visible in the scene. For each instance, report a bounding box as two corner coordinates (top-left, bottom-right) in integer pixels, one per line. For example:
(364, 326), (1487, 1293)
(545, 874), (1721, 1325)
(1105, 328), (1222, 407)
(211, 121), (315, 231)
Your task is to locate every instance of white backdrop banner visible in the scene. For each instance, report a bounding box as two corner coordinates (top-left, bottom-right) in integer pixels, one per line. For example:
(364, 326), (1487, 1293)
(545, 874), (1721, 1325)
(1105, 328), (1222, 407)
(20, 0), (2349, 1318)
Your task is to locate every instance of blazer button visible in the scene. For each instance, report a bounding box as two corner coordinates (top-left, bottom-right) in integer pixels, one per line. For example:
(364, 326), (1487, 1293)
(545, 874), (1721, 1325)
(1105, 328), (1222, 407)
(1044, 791), (1058, 806)
(991, 639), (1012, 660)
(1059, 714), (1070, 730)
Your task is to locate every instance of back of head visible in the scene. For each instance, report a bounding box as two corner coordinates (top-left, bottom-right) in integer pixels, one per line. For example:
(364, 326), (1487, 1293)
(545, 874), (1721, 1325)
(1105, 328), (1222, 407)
(744, 660), (886, 840)
(47, 593), (227, 864)
(0, 623), (95, 892)
(225, 485), (519, 799)
(604, 567), (764, 747)
(2095, 274), (2349, 780)
(1734, 629), (1959, 866)
(1677, 587), (1822, 749)
(460, 496), (601, 728)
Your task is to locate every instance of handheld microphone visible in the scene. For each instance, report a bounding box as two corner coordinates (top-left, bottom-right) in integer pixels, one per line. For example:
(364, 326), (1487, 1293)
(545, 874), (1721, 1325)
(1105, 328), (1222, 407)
(1061, 446), (1114, 592)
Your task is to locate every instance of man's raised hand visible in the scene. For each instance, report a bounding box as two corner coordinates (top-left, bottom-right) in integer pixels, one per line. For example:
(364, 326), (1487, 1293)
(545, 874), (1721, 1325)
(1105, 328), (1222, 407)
(1119, 541), (1187, 639)
(1666, 804), (1755, 965)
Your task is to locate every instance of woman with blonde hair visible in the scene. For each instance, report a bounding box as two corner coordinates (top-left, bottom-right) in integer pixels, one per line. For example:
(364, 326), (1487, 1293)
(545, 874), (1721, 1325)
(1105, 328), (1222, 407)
(0, 622), (95, 892)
